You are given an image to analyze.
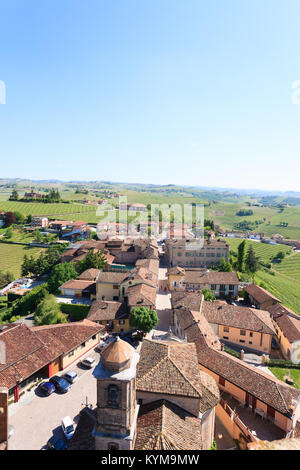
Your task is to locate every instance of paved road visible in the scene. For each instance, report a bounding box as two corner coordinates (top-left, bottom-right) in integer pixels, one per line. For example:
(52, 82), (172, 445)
(8, 349), (100, 450)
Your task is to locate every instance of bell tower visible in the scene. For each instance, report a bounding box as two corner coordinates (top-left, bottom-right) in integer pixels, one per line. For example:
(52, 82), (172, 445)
(92, 336), (140, 450)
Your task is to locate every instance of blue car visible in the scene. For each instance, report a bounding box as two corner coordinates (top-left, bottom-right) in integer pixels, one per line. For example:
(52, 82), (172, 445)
(40, 381), (55, 396)
(46, 437), (67, 450)
(49, 376), (71, 393)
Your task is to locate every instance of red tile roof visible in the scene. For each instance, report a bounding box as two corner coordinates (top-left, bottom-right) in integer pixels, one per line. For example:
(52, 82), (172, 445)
(135, 400), (203, 450)
(0, 321), (104, 390)
(244, 284), (281, 305)
(202, 301), (276, 335)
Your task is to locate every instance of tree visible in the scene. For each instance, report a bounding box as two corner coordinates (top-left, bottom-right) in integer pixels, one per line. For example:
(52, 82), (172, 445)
(276, 251), (286, 260)
(217, 257), (232, 272)
(130, 307), (158, 335)
(10, 284), (48, 317)
(4, 228), (13, 239)
(202, 288), (216, 302)
(4, 212), (16, 227)
(9, 189), (19, 201)
(245, 245), (260, 274)
(26, 214), (33, 224)
(13, 211), (25, 224)
(76, 249), (107, 274)
(34, 294), (67, 325)
(237, 240), (247, 272)
(33, 229), (43, 243)
(0, 271), (14, 289)
(47, 263), (78, 294)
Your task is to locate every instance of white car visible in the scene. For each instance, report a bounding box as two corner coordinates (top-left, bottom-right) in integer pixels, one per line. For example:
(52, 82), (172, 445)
(61, 416), (75, 440)
(81, 357), (95, 368)
(64, 370), (78, 383)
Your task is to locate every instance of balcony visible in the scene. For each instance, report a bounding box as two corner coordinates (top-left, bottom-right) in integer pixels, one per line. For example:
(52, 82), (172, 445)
(220, 392), (286, 442)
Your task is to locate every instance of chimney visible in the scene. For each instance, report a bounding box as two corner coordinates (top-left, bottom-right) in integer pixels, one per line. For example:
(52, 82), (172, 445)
(240, 349), (244, 361)
(0, 387), (8, 450)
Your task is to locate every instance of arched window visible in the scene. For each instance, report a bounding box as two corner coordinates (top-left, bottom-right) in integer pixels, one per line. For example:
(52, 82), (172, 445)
(106, 384), (119, 408)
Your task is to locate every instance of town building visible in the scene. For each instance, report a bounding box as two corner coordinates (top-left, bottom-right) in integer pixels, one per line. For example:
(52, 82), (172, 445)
(92, 336), (140, 450)
(173, 307), (300, 443)
(59, 279), (96, 300)
(0, 388), (8, 450)
(87, 300), (130, 333)
(0, 320), (105, 402)
(167, 267), (239, 298)
(202, 301), (276, 354)
(165, 238), (229, 268)
(268, 304), (300, 363)
(32, 216), (48, 228)
(70, 336), (220, 450)
(244, 284), (281, 310)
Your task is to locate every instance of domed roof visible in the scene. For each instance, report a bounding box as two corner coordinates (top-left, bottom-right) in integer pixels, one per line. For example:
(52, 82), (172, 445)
(101, 336), (135, 372)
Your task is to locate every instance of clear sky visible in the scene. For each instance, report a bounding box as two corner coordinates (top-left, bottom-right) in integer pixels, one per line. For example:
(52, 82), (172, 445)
(1, 0), (300, 191)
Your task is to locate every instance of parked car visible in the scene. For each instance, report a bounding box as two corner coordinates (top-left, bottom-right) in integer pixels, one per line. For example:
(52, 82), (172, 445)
(49, 376), (71, 393)
(61, 416), (75, 440)
(81, 357), (95, 368)
(64, 370), (78, 384)
(95, 337), (113, 352)
(39, 381), (55, 396)
(46, 437), (67, 450)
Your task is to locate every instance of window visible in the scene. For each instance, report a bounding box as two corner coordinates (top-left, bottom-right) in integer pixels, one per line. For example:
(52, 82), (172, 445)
(211, 284), (216, 290)
(223, 327), (229, 333)
(81, 342), (86, 348)
(223, 336), (229, 340)
(106, 385), (119, 409)
(119, 320), (125, 325)
(240, 330), (246, 336)
(92, 335), (96, 340)
(249, 332), (253, 337)
(113, 296), (119, 301)
(113, 284), (119, 289)
(239, 339), (245, 343)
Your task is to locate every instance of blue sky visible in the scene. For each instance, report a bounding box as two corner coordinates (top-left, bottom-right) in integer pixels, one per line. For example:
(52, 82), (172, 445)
(1, 0), (300, 191)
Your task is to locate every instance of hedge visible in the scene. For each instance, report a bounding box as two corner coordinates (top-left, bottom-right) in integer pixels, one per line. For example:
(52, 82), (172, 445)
(224, 345), (241, 359)
(266, 359), (300, 369)
(59, 303), (90, 321)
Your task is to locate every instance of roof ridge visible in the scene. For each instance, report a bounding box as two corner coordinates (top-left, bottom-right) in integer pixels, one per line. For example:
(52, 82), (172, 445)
(168, 355), (201, 397)
(248, 308), (275, 333)
(136, 345), (168, 383)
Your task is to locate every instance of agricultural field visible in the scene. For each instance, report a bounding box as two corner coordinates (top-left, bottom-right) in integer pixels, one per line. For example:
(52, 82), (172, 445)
(253, 269), (300, 315)
(207, 202), (300, 240)
(223, 238), (292, 264)
(0, 243), (46, 278)
(223, 238), (300, 313)
(0, 200), (97, 219)
(274, 252), (300, 282)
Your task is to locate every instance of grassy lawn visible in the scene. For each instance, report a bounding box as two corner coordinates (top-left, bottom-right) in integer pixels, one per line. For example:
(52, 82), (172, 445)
(0, 243), (46, 278)
(269, 367), (300, 389)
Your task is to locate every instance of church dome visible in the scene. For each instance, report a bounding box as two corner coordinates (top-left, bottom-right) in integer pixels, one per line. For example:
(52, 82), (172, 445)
(101, 336), (135, 372)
